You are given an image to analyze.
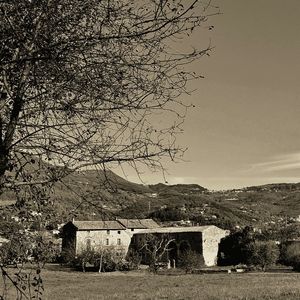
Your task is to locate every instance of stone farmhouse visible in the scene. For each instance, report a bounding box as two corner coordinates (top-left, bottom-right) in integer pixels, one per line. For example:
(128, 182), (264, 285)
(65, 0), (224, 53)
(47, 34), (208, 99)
(61, 220), (228, 267)
(61, 219), (159, 257)
(132, 225), (229, 266)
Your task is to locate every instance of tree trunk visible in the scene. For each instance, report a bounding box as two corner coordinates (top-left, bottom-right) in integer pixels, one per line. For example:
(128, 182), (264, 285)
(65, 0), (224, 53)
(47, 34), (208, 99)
(99, 254), (103, 273)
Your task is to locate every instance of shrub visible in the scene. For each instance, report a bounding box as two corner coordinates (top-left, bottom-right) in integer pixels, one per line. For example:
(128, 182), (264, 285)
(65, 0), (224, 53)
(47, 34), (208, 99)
(280, 242), (300, 271)
(246, 241), (279, 271)
(0, 234), (32, 266)
(31, 236), (60, 266)
(61, 246), (76, 264)
(218, 226), (255, 266)
(178, 250), (204, 273)
(98, 252), (117, 272)
(125, 249), (141, 270)
(290, 256), (300, 271)
(72, 248), (134, 272)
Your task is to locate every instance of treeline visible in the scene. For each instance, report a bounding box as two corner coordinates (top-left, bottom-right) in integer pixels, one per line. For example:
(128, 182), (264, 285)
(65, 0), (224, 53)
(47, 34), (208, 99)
(218, 226), (300, 270)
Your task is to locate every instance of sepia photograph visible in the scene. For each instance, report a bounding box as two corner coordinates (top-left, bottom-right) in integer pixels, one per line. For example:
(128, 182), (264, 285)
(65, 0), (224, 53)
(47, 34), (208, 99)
(0, 0), (299, 299)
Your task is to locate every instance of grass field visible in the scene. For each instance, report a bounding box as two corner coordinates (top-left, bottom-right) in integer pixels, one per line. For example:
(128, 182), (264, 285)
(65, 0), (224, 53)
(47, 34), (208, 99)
(2, 268), (300, 300)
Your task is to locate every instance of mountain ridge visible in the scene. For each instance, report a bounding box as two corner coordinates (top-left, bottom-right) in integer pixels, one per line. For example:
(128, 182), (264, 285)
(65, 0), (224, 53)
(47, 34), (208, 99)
(1, 167), (299, 230)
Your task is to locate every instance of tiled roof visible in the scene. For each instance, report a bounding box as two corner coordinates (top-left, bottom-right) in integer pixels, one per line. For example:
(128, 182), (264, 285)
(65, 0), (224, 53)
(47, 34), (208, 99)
(73, 221), (125, 230)
(117, 218), (159, 229)
(134, 225), (225, 234)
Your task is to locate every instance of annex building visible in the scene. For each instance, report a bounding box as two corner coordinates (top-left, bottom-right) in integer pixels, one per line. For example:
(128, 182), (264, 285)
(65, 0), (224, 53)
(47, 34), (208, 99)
(132, 225), (229, 266)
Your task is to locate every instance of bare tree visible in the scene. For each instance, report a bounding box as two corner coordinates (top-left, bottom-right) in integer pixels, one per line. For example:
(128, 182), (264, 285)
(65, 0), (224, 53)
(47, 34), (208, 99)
(0, 1), (218, 297)
(140, 233), (174, 272)
(0, 0), (219, 189)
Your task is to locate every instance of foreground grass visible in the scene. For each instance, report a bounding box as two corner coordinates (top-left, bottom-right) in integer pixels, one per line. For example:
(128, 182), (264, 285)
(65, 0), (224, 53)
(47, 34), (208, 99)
(2, 268), (300, 299)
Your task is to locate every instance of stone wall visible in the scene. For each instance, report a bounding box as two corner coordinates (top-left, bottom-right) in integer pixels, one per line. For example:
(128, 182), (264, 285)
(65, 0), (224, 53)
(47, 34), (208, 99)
(75, 229), (132, 256)
(131, 232), (203, 265)
(131, 229), (229, 267)
(202, 227), (229, 266)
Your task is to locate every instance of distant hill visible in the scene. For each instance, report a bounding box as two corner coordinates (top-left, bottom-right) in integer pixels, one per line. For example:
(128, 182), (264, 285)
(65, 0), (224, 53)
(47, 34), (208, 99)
(149, 183), (207, 195)
(243, 182), (300, 192)
(1, 162), (300, 230)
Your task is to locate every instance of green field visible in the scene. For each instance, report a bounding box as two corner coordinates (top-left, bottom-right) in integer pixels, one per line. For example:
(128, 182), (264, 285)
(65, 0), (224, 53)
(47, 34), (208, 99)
(2, 269), (300, 300)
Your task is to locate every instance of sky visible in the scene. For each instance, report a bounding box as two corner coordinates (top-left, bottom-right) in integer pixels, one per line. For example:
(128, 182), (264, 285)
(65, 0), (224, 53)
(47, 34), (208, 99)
(117, 0), (300, 190)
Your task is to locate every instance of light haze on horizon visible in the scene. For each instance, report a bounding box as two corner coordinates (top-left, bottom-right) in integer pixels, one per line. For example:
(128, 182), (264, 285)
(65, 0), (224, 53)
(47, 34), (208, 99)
(116, 0), (300, 190)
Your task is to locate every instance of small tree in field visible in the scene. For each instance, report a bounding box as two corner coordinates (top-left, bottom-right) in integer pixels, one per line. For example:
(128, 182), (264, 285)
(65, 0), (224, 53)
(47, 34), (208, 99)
(246, 241), (279, 271)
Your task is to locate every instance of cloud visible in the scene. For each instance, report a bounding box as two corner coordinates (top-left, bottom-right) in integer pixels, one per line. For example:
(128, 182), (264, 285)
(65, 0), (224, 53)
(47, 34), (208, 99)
(248, 152), (300, 173)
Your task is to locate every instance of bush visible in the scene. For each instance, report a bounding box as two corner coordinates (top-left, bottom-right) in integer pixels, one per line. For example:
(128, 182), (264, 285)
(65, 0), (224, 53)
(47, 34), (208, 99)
(125, 249), (141, 270)
(73, 248), (116, 272)
(72, 248), (139, 272)
(218, 226), (255, 266)
(0, 234), (32, 266)
(280, 242), (300, 271)
(98, 252), (117, 272)
(290, 256), (300, 271)
(246, 241), (279, 270)
(178, 250), (204, 273)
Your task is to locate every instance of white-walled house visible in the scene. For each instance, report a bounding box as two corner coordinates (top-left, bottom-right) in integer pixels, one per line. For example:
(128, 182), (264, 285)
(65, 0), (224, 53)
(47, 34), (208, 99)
(61, 219), (159, 258)
(61, 221), (131, 257)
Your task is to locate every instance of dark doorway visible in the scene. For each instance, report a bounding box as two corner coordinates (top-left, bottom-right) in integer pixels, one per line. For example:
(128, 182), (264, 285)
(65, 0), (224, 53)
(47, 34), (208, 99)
(168, 241), (178, 268)
(179, 240), (191, 255)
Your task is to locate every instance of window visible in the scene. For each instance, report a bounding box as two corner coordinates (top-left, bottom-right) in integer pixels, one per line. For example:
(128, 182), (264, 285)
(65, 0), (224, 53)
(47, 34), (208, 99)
(86, 239), (91, 251)
(106, 239), (109, 246)
(131, 228), (134, 232)
(117, 231), (121, 234)
(106, 230), (110, 234)
(117, 238), (121, 245)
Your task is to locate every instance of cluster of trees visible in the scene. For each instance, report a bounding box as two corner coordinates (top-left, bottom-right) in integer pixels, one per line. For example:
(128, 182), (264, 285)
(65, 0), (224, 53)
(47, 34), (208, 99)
(71, 248), (137, 273)
(62, 246), (141, 273)
(0, 230), (59, 267)
(218, 226), (300, 271)
(149, 207), (187, 222)
(218, 227), (279, 270)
